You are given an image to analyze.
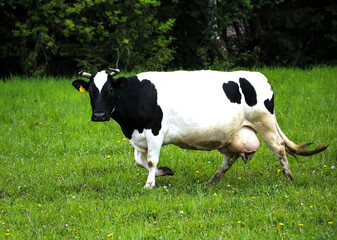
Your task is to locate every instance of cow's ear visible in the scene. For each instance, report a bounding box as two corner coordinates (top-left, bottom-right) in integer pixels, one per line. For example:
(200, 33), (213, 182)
(113, 77), (127, 89)
(72, 79), (89, 92)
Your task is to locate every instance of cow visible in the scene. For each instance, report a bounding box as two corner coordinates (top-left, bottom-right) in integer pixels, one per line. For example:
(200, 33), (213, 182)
(72, 69), (328, 188)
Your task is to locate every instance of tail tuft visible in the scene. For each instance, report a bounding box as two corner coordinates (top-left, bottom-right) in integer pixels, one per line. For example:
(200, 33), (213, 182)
(275, 117), (328, 157)
(285, 143), (328, 157)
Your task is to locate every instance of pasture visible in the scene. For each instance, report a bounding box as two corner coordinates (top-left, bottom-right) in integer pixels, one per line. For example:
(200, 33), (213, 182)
(0, 67), (336, 239)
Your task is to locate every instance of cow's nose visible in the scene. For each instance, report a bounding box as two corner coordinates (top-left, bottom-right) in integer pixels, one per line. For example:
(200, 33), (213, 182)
(92, 112), (109, 122)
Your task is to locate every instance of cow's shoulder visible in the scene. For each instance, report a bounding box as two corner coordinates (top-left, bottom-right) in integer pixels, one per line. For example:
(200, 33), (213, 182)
(113, 75), (163, 139)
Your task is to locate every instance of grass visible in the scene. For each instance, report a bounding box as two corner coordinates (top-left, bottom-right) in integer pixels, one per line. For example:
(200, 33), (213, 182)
(0, 67), (336, 239)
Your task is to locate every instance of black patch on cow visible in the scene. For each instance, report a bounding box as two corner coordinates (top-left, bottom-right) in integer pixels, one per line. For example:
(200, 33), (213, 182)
(222, 81), (241, 104)
(239, 78), (257, 107)
(264, 94), (274, 114)
(111, 76), (163, 139)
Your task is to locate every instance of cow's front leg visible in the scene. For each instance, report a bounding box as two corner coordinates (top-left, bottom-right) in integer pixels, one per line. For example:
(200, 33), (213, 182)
(144, 150), (159, 189)
(143, 130), (164, 189)
(134, 149), (148, 170)
(134, 149), (174, 177)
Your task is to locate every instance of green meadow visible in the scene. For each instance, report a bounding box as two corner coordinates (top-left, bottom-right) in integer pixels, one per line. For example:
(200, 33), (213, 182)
(0, 67), (336, 239)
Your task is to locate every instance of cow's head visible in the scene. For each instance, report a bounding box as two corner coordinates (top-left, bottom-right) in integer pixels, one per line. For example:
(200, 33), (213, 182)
(72, 68), (126, 122)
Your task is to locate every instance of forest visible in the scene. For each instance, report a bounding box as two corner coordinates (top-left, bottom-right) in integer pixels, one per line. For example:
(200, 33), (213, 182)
(1, 0), (336, 76)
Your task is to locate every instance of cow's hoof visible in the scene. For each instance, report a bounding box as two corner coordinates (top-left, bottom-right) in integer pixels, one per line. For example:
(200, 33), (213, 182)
(156, 166), (174, 176)
(204, 179), (217, 185)
(144, 183), (155, 189)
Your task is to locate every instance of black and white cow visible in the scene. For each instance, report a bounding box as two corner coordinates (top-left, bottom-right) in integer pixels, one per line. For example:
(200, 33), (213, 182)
(72, 69), (328, 188)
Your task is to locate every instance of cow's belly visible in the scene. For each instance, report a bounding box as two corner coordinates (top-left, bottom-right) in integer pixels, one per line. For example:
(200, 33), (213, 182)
(163, 106), (245, 150)
(164, 119), (244, 150)
(171, 127), (231, 150)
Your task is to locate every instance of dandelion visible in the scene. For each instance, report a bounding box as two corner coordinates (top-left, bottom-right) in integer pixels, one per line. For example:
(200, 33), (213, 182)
(123, 138), (126, 141)
(59, 132), (63, 135)
(277, 169), (282, 173)
(279, 223), (284, 226)
(117, 140), (121, 143)
(107, 233), (114, 237)
(195, 170), (199, 174)
(328, 222), (333, 224)
(213, 192), (217, 196)
(298, 224), (304, 227)
(5, 233), (10, 236)
(310, 205), (313, 208)
(106, 155), (111, 159)
(179, 211), (184, 215)
(237, 221), (241, 224)
(324, 165), (327, 168)
(227, 184), (231, 187)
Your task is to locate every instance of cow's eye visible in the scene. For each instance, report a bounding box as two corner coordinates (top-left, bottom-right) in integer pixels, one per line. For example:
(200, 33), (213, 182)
(107, 84), (114, 96)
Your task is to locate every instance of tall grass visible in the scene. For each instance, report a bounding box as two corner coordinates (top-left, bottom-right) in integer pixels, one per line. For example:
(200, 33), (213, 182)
(0, 67), (336, 239)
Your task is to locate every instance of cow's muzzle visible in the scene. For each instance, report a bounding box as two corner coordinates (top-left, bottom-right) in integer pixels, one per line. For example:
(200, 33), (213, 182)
(92, 111), (110, 122)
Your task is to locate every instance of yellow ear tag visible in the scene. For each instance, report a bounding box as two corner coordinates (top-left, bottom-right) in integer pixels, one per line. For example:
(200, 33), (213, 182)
(79, 85), (86, 92)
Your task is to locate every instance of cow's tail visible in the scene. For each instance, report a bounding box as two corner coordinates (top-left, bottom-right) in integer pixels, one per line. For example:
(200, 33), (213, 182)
(275, 118), (328, 156)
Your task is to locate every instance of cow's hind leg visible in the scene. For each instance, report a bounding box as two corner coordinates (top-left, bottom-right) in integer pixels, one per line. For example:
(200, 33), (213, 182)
(134, 149), (174, 177)
(253, 115), (293, 180)
(205, 152), (239, 185)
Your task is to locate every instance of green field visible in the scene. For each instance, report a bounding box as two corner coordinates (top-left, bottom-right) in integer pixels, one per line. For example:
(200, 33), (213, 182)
(0, 67), (336, 239)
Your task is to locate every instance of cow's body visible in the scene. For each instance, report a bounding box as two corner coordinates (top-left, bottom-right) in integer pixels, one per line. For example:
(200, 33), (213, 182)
(129, 71), (270, 152)
(73, 70), (327, 188)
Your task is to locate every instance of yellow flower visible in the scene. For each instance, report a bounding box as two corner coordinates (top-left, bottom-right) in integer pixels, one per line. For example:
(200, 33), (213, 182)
(107, 233), (114, 237)
(5, 233), (10, 236)
(106, 155), (111, 159)
(279, 223), (284, 226)
(324, 165), (327, 168)
(328, 222), (333, 224)
(277, 169), (282, 173)
(213, 192), (217, 196)
(59, 132), (63, 135)
(310, 205), (313, 208)
(227, 184), (231, 187)
(237, 221), (241, 224)
(195, 171), (199, 173)
(298, 224), (304, 227)
(117, 140), (121, 143)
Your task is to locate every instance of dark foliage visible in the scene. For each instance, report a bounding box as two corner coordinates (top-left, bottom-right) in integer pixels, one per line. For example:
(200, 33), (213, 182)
(0, 0), (336, 77)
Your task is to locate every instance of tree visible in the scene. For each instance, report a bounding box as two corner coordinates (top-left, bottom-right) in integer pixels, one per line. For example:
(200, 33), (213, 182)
(0, 0), (176, 76)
